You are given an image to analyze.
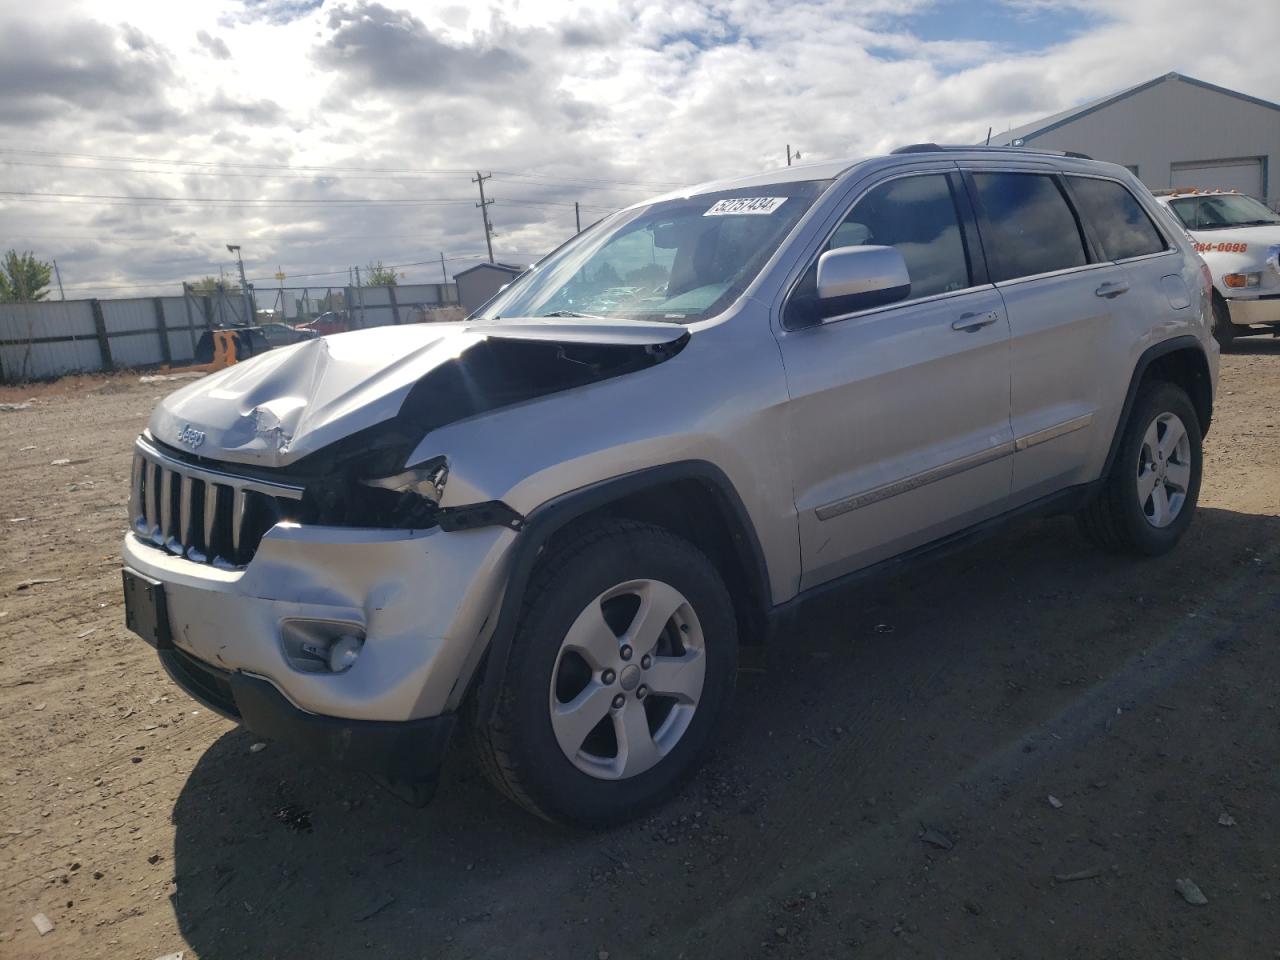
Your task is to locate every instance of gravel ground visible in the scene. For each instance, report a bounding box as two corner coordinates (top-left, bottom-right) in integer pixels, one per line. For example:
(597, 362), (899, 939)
(2, 343), (1278, 960)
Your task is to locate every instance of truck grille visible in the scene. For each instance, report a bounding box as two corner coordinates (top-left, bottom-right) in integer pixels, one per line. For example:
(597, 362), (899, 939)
(129, 436), (304, 568)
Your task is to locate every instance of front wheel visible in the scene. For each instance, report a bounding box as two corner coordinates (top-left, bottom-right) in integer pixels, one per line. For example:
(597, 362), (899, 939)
(1212, 294), (1236, 350)
(471, 520), (738, 826)
(1078, 381), (1203, 555)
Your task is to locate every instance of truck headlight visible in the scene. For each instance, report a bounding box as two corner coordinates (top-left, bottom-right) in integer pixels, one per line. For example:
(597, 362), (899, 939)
(1223, 272), (1261, 289)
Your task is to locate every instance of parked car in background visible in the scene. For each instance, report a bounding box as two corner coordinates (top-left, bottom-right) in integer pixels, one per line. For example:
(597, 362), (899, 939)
(123, 146), (1216, 826)
(296, 311), (349, 336)
(1154, 189), (1280, 347)
(258, 322), (319, 349)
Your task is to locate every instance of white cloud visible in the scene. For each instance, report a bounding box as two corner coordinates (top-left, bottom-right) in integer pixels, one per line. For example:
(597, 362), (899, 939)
(0, 0), (1277, 298)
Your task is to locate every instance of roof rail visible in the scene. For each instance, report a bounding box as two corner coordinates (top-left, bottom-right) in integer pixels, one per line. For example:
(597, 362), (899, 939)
(890, 143), (1094, 161)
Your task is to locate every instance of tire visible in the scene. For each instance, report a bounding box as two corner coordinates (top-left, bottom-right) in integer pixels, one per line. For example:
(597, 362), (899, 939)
(1078, 381), (1203, 556)
(1212, 294), (1236, 350)
(470, 519), (738, 826)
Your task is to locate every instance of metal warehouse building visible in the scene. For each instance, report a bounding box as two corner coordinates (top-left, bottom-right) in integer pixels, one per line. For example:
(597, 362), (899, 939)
(990, 72), (1280, 207)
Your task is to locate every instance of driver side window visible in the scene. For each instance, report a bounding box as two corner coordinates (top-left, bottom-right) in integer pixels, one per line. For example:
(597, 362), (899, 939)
(787, 173), (974, 327)
(827, 174), (973, 298)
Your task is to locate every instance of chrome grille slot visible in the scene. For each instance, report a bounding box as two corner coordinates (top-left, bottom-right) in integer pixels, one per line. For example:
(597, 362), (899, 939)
(130, 436), (304, 568)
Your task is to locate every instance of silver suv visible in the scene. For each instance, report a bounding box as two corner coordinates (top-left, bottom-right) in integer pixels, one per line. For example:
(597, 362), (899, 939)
(122, 146), (1217, 825)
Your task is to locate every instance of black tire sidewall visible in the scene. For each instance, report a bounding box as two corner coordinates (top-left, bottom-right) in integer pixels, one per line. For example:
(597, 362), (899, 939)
(1111, 382), (1203, 554)
(1212, 296), (1235, 348)
(499, 525), (737, 826)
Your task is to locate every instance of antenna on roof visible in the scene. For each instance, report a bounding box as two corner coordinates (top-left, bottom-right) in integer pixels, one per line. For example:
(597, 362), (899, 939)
(985, 126), (992, 146)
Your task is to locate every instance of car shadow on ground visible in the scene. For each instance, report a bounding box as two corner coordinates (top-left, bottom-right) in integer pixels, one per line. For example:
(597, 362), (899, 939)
(1223, 336), (1280, 355)
(167, 506), (1280, 959)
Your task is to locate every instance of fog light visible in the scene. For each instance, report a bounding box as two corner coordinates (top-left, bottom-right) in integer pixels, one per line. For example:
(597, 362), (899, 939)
(327, 635), (363, 673)
(281, 619), (366, 673)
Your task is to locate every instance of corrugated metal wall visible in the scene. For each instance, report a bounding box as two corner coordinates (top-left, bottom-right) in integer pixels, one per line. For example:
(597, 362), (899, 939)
(0, 300), (103, 380)
(0, 283), (460, 382)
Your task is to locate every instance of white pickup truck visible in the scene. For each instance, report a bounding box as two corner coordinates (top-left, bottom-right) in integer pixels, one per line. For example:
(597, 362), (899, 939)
(1154, 189), (1280, 347)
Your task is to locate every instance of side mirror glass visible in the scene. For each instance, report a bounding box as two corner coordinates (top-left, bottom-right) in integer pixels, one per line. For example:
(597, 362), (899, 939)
(815, 245), (910, 318)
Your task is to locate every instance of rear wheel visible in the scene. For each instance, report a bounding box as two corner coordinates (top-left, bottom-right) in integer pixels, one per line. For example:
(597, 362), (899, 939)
(1212, 294), (1236, 350)
(1078, 381), (1202, 555)
(471, 520), (737, 826)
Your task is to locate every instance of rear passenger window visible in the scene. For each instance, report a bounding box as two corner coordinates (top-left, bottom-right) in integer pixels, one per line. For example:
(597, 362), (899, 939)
(827, 174), (972, 299)
(1067, 177), (1167, 260)
(971, 173), (1088, 282)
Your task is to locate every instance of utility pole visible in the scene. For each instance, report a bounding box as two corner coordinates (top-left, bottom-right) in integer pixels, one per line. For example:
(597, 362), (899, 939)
(354, 265), (365, 328)
(52, 259), (65, 300)
(574, 201), (581, 234)
(473, 170), (495, 263)
(226, 244), (252, 325)
(786, 144), (791, 166)
(439, 252), (448, 283)
(274, 266), (286, 321)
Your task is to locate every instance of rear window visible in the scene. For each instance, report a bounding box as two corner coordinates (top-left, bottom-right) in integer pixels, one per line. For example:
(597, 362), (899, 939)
(1068, 177), (1167, 260)
(971, 173), (1088, 282)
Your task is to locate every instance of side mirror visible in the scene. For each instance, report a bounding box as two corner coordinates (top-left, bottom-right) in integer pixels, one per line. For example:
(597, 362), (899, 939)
(815, 245), (910, 317)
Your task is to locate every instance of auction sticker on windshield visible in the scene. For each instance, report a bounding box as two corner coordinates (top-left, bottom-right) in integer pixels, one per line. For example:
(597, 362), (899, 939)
(704, 197), (788, 216)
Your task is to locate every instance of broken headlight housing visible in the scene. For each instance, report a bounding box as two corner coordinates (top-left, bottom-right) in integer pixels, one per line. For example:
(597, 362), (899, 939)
(352, 456), (449, 529)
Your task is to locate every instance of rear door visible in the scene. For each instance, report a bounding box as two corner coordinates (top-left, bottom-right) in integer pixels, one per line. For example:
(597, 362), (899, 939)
(961, 166), (1130, 504)
(777, 168), (1014, 589)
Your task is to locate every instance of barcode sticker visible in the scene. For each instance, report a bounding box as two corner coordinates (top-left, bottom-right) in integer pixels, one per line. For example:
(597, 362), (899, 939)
(704, 197), (788, 216)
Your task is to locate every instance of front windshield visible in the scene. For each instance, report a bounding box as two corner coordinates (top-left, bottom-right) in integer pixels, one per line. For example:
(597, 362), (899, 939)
(1168, 194), (1280, 230)
(477, 180), (831, 323)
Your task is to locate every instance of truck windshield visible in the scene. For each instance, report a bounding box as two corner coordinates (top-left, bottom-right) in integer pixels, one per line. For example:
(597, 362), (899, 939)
(476, 180), (831, 323)
(1168, 194), (1280, 231)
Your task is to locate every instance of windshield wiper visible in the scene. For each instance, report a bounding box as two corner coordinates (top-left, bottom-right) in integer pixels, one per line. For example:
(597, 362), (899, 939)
(1233, 219), (1280, 227)
(539, 310), (605, 319)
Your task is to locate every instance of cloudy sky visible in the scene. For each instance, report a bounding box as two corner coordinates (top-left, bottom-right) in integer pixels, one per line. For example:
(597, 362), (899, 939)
(1, 0), (1276, 301)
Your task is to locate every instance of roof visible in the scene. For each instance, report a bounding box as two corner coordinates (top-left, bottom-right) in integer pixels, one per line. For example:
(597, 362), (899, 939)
(453, 262), (525, 279)
(987, 72), (1280, 147)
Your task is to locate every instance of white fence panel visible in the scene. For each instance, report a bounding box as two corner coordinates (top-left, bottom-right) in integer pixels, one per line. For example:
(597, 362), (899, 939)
(160, 297), (198, 363)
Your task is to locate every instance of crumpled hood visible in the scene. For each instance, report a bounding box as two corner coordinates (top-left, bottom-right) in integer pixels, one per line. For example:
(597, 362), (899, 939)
(149, 318), (687, 468)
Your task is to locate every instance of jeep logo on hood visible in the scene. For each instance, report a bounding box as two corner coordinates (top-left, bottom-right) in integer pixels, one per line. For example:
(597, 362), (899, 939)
(176, 423), (206, 450)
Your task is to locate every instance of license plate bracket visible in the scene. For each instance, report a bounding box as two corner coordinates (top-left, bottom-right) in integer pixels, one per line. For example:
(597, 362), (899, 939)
(122, 569), (173, 649)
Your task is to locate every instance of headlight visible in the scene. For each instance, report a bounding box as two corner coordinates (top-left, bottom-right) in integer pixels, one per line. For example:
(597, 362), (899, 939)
(361, 457), (449, 502)
(349, 456), (449, 529)
(1223, 272), (1261, 289)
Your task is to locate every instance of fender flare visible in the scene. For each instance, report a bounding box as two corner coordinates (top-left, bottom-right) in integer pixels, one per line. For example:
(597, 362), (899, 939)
(469, 460), (771, 721)
(1102, 334), (1213, 477)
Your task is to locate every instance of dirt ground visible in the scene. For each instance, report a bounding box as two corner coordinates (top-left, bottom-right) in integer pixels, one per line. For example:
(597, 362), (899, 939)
(2, 343), (1279, 960)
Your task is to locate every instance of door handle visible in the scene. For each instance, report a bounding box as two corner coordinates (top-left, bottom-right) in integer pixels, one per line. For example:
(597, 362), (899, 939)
(951, 311), (999, 332)
(1095, 280), (1130, 299)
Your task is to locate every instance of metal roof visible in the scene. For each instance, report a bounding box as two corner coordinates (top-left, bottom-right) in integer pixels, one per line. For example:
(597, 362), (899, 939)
(987, 72), (1280, 147)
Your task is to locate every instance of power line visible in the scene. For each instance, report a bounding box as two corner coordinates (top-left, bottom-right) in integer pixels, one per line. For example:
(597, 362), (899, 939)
(0, 158), (654, 195)
(0, 189), (621, 212)
(0, 145), (682, 188)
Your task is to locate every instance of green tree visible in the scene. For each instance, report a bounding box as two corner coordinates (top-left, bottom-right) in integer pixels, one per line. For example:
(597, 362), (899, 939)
(0, 250), (53, 302)
(364, 260), (399, 286)
(188, 275), (239, 294)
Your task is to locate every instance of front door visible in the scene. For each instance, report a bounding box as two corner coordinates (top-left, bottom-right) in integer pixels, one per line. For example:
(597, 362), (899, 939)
(776, 170), (1014, 590)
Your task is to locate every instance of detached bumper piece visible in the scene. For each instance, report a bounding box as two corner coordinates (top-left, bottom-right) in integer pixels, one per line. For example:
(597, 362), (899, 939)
(157, 645), (455, 802)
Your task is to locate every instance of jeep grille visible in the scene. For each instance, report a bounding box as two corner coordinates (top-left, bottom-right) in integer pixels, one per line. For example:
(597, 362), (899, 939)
(128, 436), (304, 569)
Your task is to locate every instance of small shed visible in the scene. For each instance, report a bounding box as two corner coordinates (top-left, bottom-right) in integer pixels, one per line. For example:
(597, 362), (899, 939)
(455, 262), (525, 315)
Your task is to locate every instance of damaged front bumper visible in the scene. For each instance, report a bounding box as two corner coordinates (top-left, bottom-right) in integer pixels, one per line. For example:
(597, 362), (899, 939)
(122, 519), (516, 781)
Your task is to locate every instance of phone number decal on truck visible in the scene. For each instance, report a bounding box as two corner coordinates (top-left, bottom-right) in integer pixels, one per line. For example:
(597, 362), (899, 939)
(1195, 242), (1249, 254)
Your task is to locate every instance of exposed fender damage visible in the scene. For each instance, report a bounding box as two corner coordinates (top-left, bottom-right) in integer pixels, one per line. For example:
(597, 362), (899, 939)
(146, 319), (690, 530)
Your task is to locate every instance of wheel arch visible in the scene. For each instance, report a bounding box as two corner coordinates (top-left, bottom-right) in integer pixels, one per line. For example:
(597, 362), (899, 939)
(469, 461), (771, 723)
(1104, 335), (1214, 478)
